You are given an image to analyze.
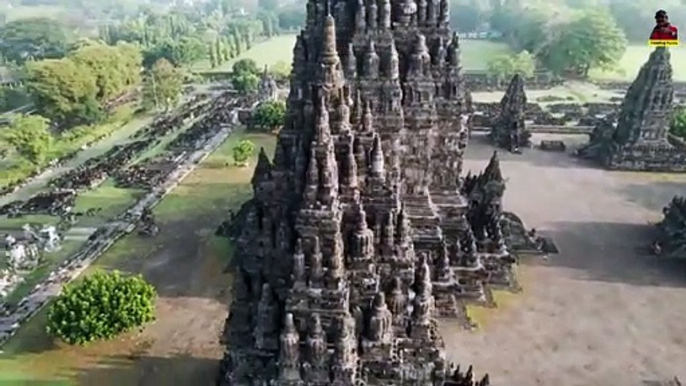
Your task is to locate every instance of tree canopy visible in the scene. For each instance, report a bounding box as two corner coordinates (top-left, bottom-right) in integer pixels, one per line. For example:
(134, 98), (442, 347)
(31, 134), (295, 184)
(26, 58), (102, 126)
(486, 51), (535, 81)
(46, 270), (156, 345)
(231, 58), (260, 93)
(252, 100), (286, 131)
(538, 10), (626, 77)
(671, 108), (686, 139)
(142, 36), (206, 68)
(233, 139), (255, 165)
(26, 42), (143, 127)
(68, 42), (142, 103)
(2, 114), (53, 165)
(0, 17), (71, 64)
(142, 58), (183, 111)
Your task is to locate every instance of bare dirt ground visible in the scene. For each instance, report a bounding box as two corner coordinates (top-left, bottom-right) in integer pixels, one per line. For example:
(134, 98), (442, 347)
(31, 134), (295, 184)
(440, 133), (686, 386)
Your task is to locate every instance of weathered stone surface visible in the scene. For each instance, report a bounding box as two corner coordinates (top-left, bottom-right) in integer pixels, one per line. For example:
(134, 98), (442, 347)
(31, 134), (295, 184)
(216, 0), (528, 383)
(654, 196), (686, 258)
(578, 47), (686, 172)
(258, 65), (279, 102)
(489, 74), (530, 153)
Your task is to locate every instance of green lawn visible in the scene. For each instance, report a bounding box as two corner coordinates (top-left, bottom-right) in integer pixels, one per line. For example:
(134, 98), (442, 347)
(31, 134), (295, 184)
(591, 45), (686, 81)
(194, 35), (513, 73)
(194, 34), (298, 72)
(72, 181), (144, 227)
(461, 40), (513, 70)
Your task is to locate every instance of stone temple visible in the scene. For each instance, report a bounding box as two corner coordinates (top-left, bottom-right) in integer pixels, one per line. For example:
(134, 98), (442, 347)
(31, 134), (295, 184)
(489, 74), (530, 153)
(578, 47), (686, 171)
(217, 0), (531, 383)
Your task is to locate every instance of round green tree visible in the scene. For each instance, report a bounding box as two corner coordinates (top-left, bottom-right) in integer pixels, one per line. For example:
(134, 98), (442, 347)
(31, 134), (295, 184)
(232, 139), (256, 166)
(252, 100), (286, 131)
(46, 270), (156, 345)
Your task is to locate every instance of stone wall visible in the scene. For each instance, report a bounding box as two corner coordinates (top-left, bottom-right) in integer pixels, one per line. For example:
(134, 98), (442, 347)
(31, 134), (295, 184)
(473, 125), (593, 134)
(607, 143), (686, 172)
(465, 71), (563, 92)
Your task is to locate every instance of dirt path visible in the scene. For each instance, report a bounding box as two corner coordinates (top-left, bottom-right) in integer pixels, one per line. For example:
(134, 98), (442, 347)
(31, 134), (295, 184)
(441, 134), (686, 386)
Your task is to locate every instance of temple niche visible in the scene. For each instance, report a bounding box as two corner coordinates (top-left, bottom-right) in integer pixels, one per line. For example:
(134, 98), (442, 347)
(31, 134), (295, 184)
(489, 74), (530, 153)
(577, 47), (686, 171)
(216, 0), (540, 383)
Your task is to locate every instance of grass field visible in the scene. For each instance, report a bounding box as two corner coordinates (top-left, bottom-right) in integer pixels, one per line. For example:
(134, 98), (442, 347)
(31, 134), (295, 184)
(195, 35), (515, 73)
(194, 34), (298, 72)
(591, 45), (686, 81)
(0, 129), (277, 385)
(199, 36), (681, 81)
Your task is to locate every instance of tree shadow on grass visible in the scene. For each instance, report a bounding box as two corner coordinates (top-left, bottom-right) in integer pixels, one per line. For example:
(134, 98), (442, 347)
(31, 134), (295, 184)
(531, 220), (686, 288)
(74, 354), (220, 386)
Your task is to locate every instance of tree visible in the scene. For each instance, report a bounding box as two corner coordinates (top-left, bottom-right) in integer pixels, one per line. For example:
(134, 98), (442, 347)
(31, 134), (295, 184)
(26, 58), (102, 126)
(538, 10), (626, 77)
(671, 108), (686, 139)
(208, 43), (217, 68)
(69, 42), (142, 103)
(277, 7), (305, 31)
(489, 3), (558, 55)
(142, 58), (183, 111)
(46, 270), (156, 345)
(252, 100), (286, 131)
(232, 58), (259, 76)
(231, 58), (260, 92)
(220, 37), (230, 61)
(608, 0), (656, 42)
(270, 61), (291, 82)
(451, 2), (482, 33)
(215, 38), (224, 65)
(486, 51), (535, 81)
(231, 30), (242, 54)
(143, 37), (206, 68)
(0, 18), (71, 64)
(232, 139), (255, 166)
(3, 114), (53, 165)
(232, 72), (259, 93)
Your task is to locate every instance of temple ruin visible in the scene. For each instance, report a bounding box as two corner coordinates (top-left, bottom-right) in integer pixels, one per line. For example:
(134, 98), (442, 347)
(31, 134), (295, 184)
(217, 0), (540, 383)
(578, 47), (686, 171)
(489, 74), (530, 153)
(654, 196), (686, 258)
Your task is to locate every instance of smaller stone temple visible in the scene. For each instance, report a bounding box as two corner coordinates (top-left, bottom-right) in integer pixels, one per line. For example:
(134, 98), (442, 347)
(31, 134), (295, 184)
(578, 47), (686, 171)
(257, 65), (278, 102)
(489, 74), (530, 153)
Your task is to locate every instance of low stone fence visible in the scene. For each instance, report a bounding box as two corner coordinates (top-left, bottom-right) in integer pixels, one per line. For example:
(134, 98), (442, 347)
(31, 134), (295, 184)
(472, 125), (594, 134)
(465, 71), (563, 92)
(0, 115), (239, 346)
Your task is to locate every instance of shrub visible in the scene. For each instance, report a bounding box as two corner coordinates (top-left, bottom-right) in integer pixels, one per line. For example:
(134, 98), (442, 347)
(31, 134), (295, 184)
(46, 270), (156, 345)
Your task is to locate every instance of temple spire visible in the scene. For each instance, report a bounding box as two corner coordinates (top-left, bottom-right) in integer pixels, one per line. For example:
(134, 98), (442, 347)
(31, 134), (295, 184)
(251, 147), (272, 186)
(370, 134), (385, 182)
(322, 14), (339, 65)
(315, 94), (331, 144)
